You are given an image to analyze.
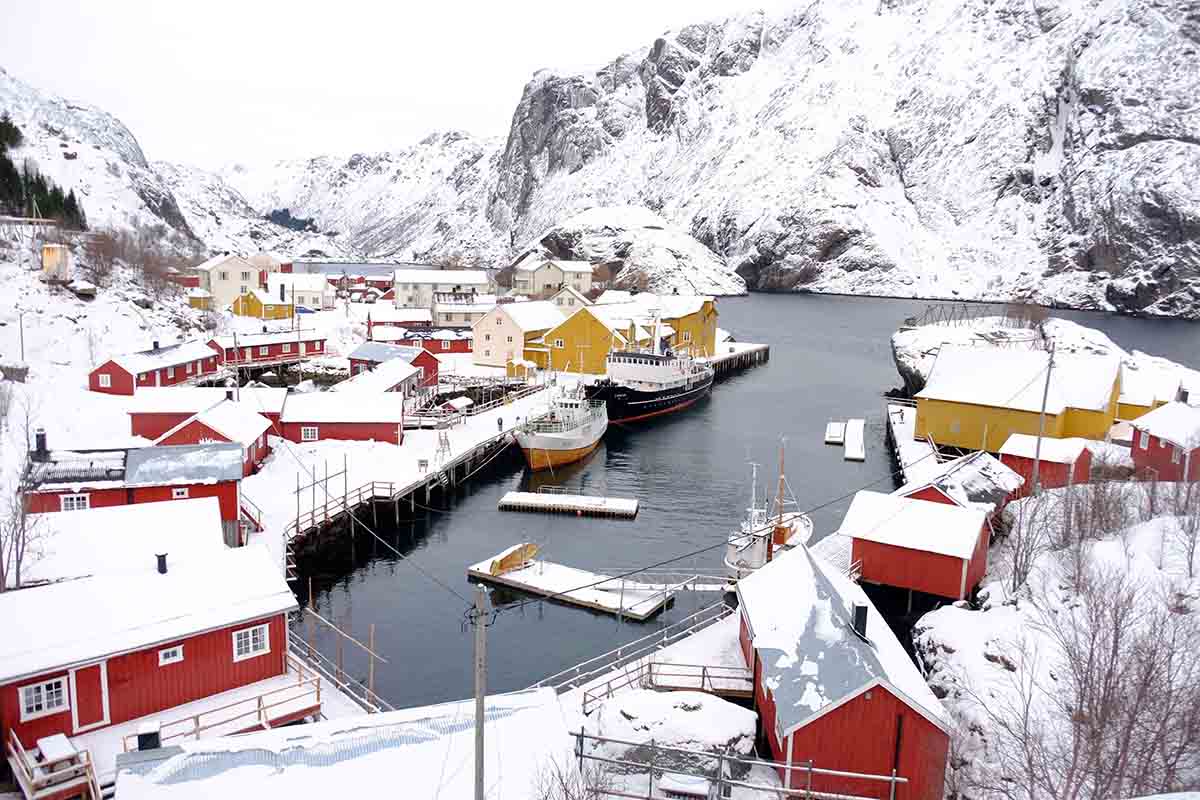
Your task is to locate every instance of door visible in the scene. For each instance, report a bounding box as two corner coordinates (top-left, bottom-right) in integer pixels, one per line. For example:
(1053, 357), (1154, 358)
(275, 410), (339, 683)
(70, 661), (110, 733)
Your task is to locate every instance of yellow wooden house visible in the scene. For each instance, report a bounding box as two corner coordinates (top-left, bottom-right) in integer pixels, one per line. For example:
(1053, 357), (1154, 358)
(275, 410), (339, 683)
(231, 289), (294, 320)
(530, 305), (659, 374)
(914, 345), (1121, 452)
(186, 288), (213, 311)
(1116, 362), (1181, 421)
(655, 296), (718, 357)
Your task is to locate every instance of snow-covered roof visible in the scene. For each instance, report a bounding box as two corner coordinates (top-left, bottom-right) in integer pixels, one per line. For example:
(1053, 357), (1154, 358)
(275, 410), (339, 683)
(1119, 362), (1181, 408)
(594, 290), (634, 304)
(349, 341), (425, 364)
(267, 273), (331, 295)
(0, 545), (294, 684)
(392, 268), (490, 285)
(894, 451), (1024, 513)
(551, 286), (591, 305)
(494, 301), (564, 333)
(1128, 401), (1200, 449)
(128, 387), (289, 415)
(193, 254), (252, 273)
(916, 345), (1119, 415)
(114, 688), (569, 800)
(241, 288), (290, 307)
(280, 393), (406, 424)
(124, 444), (245, 485)
(366, 306), (433, 323)
(20, 498), (225, 586)
(443, 396), (474, 410)
(515, 257), (593, 274)
(737, 546), (948, 735)
(186, 288), (211, 298)
(998, 433), (1090, 463)
(330, 359), (420, 394)
(154, 400), (271, 447)
(209, 329), (326, 348)
(837, 490), (986, 559)
(110, 340), (218, 376)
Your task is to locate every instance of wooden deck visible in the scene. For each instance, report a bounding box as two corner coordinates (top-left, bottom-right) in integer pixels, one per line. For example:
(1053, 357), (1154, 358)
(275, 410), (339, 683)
(701, 342), (769, 380)
(498, 491), (639, 518)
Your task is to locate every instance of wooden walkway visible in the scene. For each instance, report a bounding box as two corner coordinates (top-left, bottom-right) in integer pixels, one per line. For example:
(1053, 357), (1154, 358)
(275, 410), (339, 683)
(701, 342), (769, 380)
(498, 491), (639, 518)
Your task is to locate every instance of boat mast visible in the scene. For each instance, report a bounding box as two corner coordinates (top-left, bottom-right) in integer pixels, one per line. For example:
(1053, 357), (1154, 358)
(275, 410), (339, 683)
(770, 439), (787, 559)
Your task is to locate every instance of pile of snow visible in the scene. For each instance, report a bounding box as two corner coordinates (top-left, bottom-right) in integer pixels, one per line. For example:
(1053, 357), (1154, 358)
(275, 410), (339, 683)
(589, 689), (756, 756)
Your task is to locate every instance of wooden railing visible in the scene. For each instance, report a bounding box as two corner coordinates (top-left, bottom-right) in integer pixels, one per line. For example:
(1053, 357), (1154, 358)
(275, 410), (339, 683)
(581, 659), (753, 714)
(289, 641), (393, 714)
(6, 730), (102, 800)
(287, 480), (397, 539)
(120, 656), (321, 752)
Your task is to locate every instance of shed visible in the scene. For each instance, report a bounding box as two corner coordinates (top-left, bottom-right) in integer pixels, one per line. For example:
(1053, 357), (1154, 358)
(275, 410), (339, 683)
(736, 546), (949, 800)
(1129, 401), (1200, 482)
(838, 490), (990, 601)
(128, 387), (288, 439)
(153, 401), (272, 476)
(330, 358), (421, 395)
(207, 330), (326, 366)
(279, 394), (405, 445)
(348, 341), (438, 387)
(90, 341), (222, 395)
(997, 433), (1092, 498)
(230, 289), (294, 320)
(894, 451), (1024, 519)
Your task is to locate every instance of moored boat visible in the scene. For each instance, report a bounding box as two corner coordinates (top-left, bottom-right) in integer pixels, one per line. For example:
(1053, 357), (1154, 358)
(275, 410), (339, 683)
(723, 456), (813, 583)
(515, 387), (608, 471)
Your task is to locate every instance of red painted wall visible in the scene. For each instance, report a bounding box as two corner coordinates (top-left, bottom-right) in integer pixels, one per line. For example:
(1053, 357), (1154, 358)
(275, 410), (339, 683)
(131, 411), (193, 440)
(27, 486), (128, 514)
(210, 338), (326, 365)
(901, 485), (958, 506)
(28, 482), (239, 523)
(134, 356), (221, 390)
(280, 421), (402, 445)
(1132, 431), (1200, 482)
(782, 686), (949, 800)
(1000, 450), (1092, 500)
(0, 615), (286, 747)
(155, 420), (267, 477)
(351, 350), (438, 387)
(852, 538), (971, 600)
(965, 522), (990, 595)
(88, 361), (136, 395)
(397, 338), (472, 354)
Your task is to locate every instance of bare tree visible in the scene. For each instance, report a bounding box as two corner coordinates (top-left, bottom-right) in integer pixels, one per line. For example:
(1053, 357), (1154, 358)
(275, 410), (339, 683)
(0, 400), (43, 591)
(1169, 479), (1200, 579)
(1007, 491), (1053, 593)
(81, 230), (118, 285)
(533, 758), (614, 800)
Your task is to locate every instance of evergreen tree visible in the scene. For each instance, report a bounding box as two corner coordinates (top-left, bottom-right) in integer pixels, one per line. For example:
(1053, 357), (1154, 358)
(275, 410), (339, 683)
(0, 112), (21, 151)
(0, 152), (21, 214)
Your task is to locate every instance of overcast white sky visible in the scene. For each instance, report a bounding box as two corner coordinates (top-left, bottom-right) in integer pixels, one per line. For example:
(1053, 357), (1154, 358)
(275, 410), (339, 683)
(1, 0), (791, 170)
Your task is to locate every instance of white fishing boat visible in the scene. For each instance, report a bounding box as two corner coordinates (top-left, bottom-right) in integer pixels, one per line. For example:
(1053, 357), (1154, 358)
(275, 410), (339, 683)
(515, 387), (608, 471)
(723, 451), (813, 582)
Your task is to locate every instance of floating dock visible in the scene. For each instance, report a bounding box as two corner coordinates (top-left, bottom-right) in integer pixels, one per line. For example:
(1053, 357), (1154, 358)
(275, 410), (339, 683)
(498, 491), (639, 519)
(824, 421), (845, 445)
(468, 545), (674, 620)
(844, 419), (866, 461)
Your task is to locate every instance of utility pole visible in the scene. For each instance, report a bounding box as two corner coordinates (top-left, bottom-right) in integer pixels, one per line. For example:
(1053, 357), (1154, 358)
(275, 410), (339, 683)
(1030, 343), (1055, 495)
(472, 585), (489, 800)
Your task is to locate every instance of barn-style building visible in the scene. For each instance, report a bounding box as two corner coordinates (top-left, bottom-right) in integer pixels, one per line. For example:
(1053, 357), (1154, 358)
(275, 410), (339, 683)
(88, 341), (221, 396)
(348, 342), (439, 388)
(1129, 401), (1200, 482)
(153, 400), (272, 476)
(279, 394), (405, 445)
(207, 330), (327, 368)
(998, 434), (1092, 499)
(127, 387), (288, 440)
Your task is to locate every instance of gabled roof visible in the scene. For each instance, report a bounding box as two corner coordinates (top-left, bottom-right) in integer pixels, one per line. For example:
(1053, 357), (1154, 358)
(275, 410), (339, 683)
(349, 341), (426, 364)
(0, 545), (295, 684)
(124, 444), (245, 485)
(268, 273), (330, 294)
(330, 359), (420, 394)
(1128, 401), (1200, 449)
(393, 268), (490, 285)
(365, 306), (433, 324)
(154, 400), (271, 448)
(916, 345), (1119, 415)
(238, 288), (291, 308)
(515, 257), (593, 274)
(737, 546), (948, 736)
(837, 490), (986, 559)
(128, 387), (289, 416)
(109, 340), (218, 376)
(1119, 362), (1181, 408)
(209, 329), (326, 348)
(894, 451), (1023, 513)
(193, 254), (253, 272)
(551, 286), (591, 306)
(494, 301), (564, 333)
(998, 433), (1090, 463)
(280, 393), (405, 424)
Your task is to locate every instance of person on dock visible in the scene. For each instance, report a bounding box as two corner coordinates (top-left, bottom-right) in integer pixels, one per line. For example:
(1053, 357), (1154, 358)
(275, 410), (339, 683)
(498, 416), (503, 433)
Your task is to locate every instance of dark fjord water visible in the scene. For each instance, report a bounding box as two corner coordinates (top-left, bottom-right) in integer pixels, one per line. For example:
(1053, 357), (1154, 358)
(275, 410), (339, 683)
(294, 294), (1200, 709)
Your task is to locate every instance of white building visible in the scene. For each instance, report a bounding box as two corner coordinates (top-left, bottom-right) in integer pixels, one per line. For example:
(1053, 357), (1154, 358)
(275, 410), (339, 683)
(267, 273), (336, 310)
(511, 257), (594, 297)
(194, 254), (259, 309)
(549, 285), (591, 316)
(473, 300), (564, 367)
(433, 292), (496, 328)
(392, 268), (491, 309)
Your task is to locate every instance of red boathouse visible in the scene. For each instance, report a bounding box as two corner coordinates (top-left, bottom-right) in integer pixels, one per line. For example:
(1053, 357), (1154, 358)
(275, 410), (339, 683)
(998, 433), (1092, 499)
(348, 341), (439, 388)
(89, 341), (221, 396)
(153, 400), (272, 476)
(207, 330), (327, 368)
(279, 393), (405, 445)
(894, 450), (1023, 523)
(128, 387), (289, 440)
(1129, 401), (1200, 482)
(737, 546), (950, 800)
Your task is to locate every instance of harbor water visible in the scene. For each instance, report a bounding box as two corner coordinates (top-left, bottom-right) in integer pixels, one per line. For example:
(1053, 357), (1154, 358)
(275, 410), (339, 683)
(294, 294), (1200, 710)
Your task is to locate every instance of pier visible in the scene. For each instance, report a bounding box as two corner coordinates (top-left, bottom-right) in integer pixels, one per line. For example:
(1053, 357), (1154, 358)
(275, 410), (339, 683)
(498, 490), (639, 518)
(702, 342), (769, 380)
(885, 399), (939, 484)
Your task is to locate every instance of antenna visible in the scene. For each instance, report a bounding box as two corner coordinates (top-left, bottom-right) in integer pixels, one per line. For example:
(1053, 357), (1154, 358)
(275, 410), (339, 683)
(747, 461), (759, 512)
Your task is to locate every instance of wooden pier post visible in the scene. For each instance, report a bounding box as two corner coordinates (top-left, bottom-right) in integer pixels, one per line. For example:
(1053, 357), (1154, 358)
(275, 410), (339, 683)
(368, 623), (376, 703)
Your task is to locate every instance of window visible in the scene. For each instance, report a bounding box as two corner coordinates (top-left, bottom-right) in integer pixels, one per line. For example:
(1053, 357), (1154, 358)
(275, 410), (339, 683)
(98, 373), (112, 388)
(186, 362), (193, 375)
(496, 317), (502, 325)
(60, 494), (90, 512)
(282, 343), (292, 353)
(219, 271), (229, 281)
(240, 285), (249, 294)
(259, 346), (269, 356)
(232, 624), (270, 662)
(301, 426), (318, 442)
(484, 333), (491, 342)
(172, 487), (189, 499)
(158, 645), (184, 666)
(506, 336), (513, 343)
(20, 678), (68, 722)
(315, 341), (322, 350)
(683, 331), (692, 342)
(302, 342), (309, 353)
(1172, 446), (1183, 464)
(166, 367), (175, 379)
(568, 298), (575, 306)
(241, 271), (251, 280)
(949, 419), (961, 434)
(556, 298), (563, 306)
(441, 340), (450, 350)
(554, 338), (565, 349)
(1139, 430), (1149, 449)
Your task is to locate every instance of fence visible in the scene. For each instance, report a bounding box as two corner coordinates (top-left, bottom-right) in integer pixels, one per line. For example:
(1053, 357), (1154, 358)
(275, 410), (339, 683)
(581, 659), (752, 714)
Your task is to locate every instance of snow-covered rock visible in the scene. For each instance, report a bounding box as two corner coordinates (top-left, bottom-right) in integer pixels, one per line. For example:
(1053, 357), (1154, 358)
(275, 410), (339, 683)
(516, 206), (746, 295)
(588, 689), (756, 760)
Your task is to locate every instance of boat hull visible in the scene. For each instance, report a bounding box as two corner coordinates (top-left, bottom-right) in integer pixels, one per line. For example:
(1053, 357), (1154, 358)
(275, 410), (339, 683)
(515, 412), (607, 472)
(585, 371), (714, 424)
(519, 439), (603, 471)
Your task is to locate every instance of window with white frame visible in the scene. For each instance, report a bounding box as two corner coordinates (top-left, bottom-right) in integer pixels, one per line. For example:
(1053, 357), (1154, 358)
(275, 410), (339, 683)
(441, 340), (450, 350)
(301, 426), (318, 442)
(683, 331), (692, 342)
(302, 342), (309, 353)
(240, 285), (249, 295)
(314, 341), (322, 350)
(60, 494), (89, 511)
(259, 346), (269, 356)
(186, 362), (193, 374)
(241, 271), (251, 280)
(20, 678), (68, 721)
(1172, 446), (1183, 464)
(219, 271), (229, 281)
(506, 335), (513, 343)
(98, 373), (112, 388)
(484, 334), (491, 342)
(172, 487), (188, 499)
(484, 349), (490, 357)
(282, 343), (292, 353)
(158, 645), (184, 666)
(554, 338), (565, 349)
(495, 317), (502, 325)
(1139, 430), (1149, 449)
(166, 367), (175, 379)
(232, 624), (270, 661)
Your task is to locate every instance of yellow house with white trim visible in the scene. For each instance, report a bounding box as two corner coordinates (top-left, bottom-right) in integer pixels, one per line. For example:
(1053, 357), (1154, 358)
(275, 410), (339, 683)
(593, 293), (718, 358)
(231, 289), (294, 320)
(531, 304), (661, 374)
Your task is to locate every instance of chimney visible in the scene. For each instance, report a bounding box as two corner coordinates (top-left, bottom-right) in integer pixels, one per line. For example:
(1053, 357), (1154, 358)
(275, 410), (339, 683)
(852, 603), (868, 639)
(279, 281), (286, 302)
(226, 389), (234, 401)
(32, 427), (49, 462)
(156, 553), (168, 575)
(1179, 387), (1190, 404)
(262, 325), (268, 334)
(136, 721), (162, 752)
(152, 340), (159, 351)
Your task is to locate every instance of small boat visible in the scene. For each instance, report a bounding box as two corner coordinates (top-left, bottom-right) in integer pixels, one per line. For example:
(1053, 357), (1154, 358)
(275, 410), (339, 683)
(723, 450), (813, 583)
(515, 387), (608, 471)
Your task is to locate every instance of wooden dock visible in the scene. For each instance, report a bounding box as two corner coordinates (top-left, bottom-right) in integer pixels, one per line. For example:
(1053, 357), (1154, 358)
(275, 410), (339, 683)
(468, 547), (676, 620)
(498, 491), (639, 518)
(702, 342), (769, 381)
(844, 418), (866, 461)
(824, 421), (845, 445)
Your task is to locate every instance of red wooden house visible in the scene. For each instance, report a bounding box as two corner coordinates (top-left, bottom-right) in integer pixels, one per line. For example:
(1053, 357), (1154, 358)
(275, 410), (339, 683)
(894, 451), (1023, 523)
(390, 331), (473, 354)
(128, 387), (289, 440)
(207, 330), (328, 368)
(153, 401), (272, 477)
(89, 340), (221, 396)
(838, 490), (990, 601)
(998, 433), (1092, 499)
(330, 359), (421, 396)
(279, 394), (405, 445)
(736, 546), (950, 800)
(364, 307), (433, 335)
(1129, 401), (1200, 482)
(23, 440), (252, 544)
(348, 341), (438, 388)
(0, 546), (312, 792)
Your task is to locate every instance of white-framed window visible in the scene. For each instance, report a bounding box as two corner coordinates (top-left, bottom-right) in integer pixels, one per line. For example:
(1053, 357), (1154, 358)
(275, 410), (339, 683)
(568, 298), (575, 306)
(186, 362), (193, 375)
(282, 343), (292, 353)
(495, 317), (502, 325)
(98, 373), (112, 388)
(554, 338), (565, 349)
(315, 341), (322, 350)
(683, 331), (692, 342)
(301, 426), (318, 442)
(1172, 446), (1183, 464)
(158, 645), (184, 666)
(484, 349), (491, 357)
(60, 494), (90, 512)
(441, 340), (450, 350)
(302, 342), (309, 353)
(166, 367), (175, 379)
(1139, 430), (1149, 449)
(556, 298), (563, 306)
(233, 623), (270, 662)
(259, 346), (269, 356)
(19, 678), (68, 722)
(240, 285), (249, 295)
(484, 334), (491, 342)
(219, 271), (229, 281)
(241, 271), (251, 280)
(172, 487), (188, 499)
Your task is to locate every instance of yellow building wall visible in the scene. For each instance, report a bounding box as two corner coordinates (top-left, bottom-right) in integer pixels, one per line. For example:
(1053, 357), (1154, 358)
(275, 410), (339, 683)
(1117, 402), (1153, 421)
(664, 301), (718, 357)
(541, 310), (622, 374)
(232, 294), (293, 320)
(915, 398), (1065, 452)
(1063, 376), (1120, 439)
(188, 296), (212, 311)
